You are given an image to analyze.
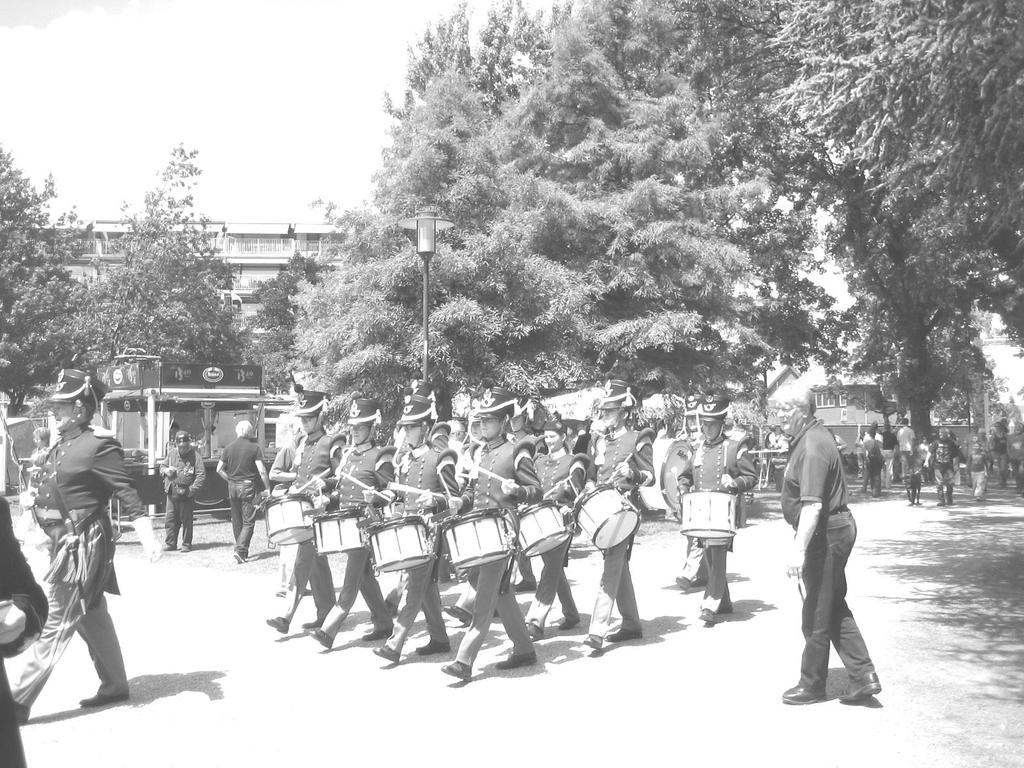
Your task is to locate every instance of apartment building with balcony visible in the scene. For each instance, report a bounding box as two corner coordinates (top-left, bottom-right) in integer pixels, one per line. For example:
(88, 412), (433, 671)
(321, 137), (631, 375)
(71, 220), (336, 327)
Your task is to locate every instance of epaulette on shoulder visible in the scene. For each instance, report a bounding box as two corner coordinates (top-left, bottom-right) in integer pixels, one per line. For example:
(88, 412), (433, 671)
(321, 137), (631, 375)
(375, 445), (396, 470)
(635, 427), (656, 452)
(436, 448), (458, 471)
(428, 422), (451, 451)
(513, 438), (536, 469)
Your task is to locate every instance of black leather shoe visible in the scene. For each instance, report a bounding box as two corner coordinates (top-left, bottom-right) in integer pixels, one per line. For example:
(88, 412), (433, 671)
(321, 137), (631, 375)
(266, 617), (289, 634)
(840, 672), (882, 703)
(415, 639), (452, 656)
(495, 651), (537, 670)
(79, 691), (130, 708)
(606, 627), (642, 643)
(699, 608), (716, 627)
(583, 634), (603, 656)
(362, 626), (393, 642)
(514, 579), (537, 593)
(311, 629), (333, 650)
(557, 616), (580, 631)
(13, 703), (30, 725)
(526, 621), (544, 641)
(441, 661), (472, 682)
(782, 684), (826, 705)
(444, 605), (472, 627)
(373, 645), (401, 664)
(301, 617), (325, 631)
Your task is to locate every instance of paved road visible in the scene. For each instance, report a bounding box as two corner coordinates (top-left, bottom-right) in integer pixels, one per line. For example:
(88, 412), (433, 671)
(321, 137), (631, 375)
(10, 489), (1024, 768)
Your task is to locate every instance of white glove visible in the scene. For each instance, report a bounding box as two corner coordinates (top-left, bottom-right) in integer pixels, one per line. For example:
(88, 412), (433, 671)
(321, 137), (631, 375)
(0, 601), (28, 645)
(19, 490), (37, 510)
(133, 516), (163, 562)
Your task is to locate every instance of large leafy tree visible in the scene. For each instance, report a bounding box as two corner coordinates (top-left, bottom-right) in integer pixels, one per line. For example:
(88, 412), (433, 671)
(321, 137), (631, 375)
(72, 146), (245, 367)
(0, 146), (83, 412)
(295, 0), (841, 419)
(249, 253), (328, 392)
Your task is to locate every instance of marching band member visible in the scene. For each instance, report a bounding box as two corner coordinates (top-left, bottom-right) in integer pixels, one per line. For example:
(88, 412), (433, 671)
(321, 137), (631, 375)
(372, 393), (461, 664)
(677, 394), (756, 626)
(524, 417), (583, 639)
(311, 397), (395, 649)
(265, 390), (340, 634)
(676, 393), (708, 590)
(11, 368), (163, 723)
(441, 386), (541, 682)
(581, 379), (655, 656)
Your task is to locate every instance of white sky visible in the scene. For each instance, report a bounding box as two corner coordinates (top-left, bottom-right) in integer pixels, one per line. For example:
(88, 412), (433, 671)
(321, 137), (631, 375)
(0, 0), (527, 223)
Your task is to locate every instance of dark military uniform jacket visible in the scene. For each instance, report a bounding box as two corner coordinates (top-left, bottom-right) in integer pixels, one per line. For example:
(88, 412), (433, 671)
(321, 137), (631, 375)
(163, 447), (206, 500)
(271, 428), (345, 490)
(392, 430), (459, 516)
(535, 449), (574, 504)
(35, 425), (146, 524)
(679, 433), (756, 547)
(460, 437), (542, 512)
(588, 426), (656, 492)
(333, 442), (395, 508)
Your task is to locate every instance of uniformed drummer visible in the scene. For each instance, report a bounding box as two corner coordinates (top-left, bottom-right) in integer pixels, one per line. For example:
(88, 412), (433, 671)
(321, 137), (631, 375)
(524, 417), (582, 639)
(265, 390), (340, 634)
(677, 393), (756, 626)
(581, 379), (655, 656)
(440, 386), (542, 682)
(311, 397), (396, 649)
(676, 393), (709, 590)
(372, 392), (461, 665)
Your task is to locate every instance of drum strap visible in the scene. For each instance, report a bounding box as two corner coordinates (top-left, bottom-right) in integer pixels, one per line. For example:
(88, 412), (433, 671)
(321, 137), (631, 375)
(497, 551), (516, 596)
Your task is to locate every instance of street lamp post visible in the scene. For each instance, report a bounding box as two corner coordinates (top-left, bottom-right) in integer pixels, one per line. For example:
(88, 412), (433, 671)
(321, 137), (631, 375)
(398, 209), (454, 382)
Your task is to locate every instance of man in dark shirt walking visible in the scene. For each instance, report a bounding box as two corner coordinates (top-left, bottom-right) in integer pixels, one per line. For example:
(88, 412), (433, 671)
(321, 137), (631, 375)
(217, 421), (270, 563)
(776, 384), (881, 706)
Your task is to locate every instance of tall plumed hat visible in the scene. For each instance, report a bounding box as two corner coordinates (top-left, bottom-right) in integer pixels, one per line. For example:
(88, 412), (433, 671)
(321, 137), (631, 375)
(698, 393), (731, 420)
(473, 385), (517, 417)
(348, 397), (383, 425)
(599, 379), (637, 409)
(399, 393), (436, 425)
(49, 369), (106, 409)
(294, 390), (329, 416)
(683, 393), (703, 416)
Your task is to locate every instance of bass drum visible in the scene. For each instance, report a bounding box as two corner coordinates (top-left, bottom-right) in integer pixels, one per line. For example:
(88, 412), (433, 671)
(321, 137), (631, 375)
(660, 438), (693, 518)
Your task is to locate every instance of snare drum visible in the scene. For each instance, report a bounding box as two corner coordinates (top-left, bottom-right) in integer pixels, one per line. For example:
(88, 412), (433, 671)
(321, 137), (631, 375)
(574, 484), (639, 550)
(368, 516), (433, 573)
(680, 491), (736, 539)
(312, 507), (365, 554)
(443, 508), (512, 569)
(264, 493), (316, 545)
(516, 500), (570, 557)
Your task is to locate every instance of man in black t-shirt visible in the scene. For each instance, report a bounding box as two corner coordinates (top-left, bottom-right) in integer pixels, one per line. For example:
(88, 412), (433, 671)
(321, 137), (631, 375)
(217, 421), (270, 563)
(777, 384), (880, 706)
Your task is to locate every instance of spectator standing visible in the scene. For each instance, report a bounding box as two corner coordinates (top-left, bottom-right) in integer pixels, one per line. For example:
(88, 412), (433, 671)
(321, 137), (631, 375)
(1007, 423), (1024, 495)
(919, 434), (934, 484)
(896, 418), (916, 489)
(161, 431), (206, 552)
(861, 424), (883, 498)
(854, 426), (866, 479)
(216, 421), (270, 564)
(991, 422), (1009, 488)
(930, 427), (962, 506)
(966, 432), (991, 501)
(767, 424), (790, 492)
(880, 423), (897, 489)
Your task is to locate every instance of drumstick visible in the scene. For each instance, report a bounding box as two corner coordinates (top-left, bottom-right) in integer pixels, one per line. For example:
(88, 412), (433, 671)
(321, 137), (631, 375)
(472, 464), (510, 483)
(387, 481), (443, 499)
(340, 471), (391, 501)
(293, 467), (333, 495)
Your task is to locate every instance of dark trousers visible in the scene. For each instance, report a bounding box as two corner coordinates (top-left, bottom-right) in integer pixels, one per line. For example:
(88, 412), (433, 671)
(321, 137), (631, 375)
(799, 512), (875, 691)
(862, 462), (881, 497)
(228, 480), (258, 557)
(164, 495), (194, 547)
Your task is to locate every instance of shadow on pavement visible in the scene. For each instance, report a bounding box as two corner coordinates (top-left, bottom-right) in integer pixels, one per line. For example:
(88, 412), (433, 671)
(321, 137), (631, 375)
(718, 599), (778, 623)
(29, 670), (226, 725)
(868, 506), (1024, 703)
